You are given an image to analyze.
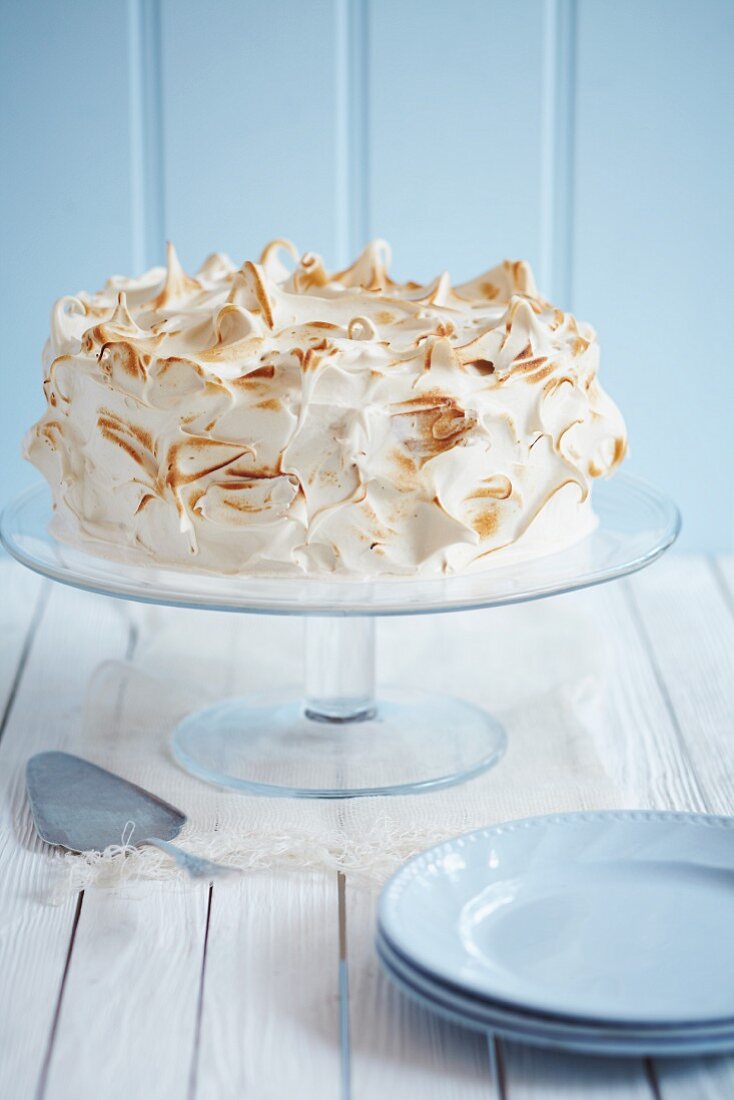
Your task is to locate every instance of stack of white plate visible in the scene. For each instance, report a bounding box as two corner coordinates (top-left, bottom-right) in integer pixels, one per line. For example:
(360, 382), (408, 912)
(377, 811), (734, 1056)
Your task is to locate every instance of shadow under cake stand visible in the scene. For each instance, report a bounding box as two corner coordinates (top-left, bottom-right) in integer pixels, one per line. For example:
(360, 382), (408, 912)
(1, 476), (680, 799)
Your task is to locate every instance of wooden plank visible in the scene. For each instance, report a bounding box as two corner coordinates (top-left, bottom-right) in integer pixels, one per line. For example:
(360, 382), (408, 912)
(627, 556), (734, 1099)
(573, 0), (734, 550)
(626, 557), (734, 814)
(0, 581), (130, 1100)
(653, 1057), (734, 1100)
(0, 562), (44, 724)
(0, 2), (137, 511)
(41, 602), (239, 1100)
(517, 575), (707, 812)
(712, 556), (734, 608)
(160, 0), (343, 271)
(346, 878), (497, 1099)
(367, 0), (546, 283)
(501, 1044), (654, 1100)
(43, 883), (209, 1100)
(39, 603), (340, 1099)
(194, 871), (342, 1099)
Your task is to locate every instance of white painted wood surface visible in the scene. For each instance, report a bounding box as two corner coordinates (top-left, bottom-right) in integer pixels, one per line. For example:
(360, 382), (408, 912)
(0, 554), (732, 1100)
(0, 581), (130, 1099)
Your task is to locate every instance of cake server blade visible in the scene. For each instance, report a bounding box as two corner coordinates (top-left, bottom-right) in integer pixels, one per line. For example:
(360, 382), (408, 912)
(25, 751), (238, 879)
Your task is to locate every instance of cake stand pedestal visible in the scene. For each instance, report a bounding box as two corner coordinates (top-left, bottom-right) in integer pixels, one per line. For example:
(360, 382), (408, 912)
(173, 616), (506, 797)
(0, 476), (680, 799)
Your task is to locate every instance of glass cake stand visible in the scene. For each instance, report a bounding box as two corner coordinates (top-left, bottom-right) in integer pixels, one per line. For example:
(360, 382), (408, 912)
(1, 477), (680, 799)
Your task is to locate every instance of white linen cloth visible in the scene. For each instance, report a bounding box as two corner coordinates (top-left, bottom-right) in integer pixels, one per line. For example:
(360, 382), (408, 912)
(56, 590), (626, 893)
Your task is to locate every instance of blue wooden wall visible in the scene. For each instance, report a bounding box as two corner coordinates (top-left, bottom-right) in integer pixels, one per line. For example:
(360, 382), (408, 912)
(2, 0), (732, 550)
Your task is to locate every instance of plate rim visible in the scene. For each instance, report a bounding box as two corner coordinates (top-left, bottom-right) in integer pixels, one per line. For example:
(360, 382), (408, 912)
(375, 928), (734, 1037)
(376, 937), (734, 1057)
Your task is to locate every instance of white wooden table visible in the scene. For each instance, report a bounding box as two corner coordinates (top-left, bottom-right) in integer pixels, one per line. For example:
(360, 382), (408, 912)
(0, 554), (732, 1100)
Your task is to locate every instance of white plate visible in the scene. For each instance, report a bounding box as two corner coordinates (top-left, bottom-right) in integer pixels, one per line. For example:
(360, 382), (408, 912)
(376, 937), (734, 1057)
(379, 811), (734, 1026)
(376, 931), (734, 1041)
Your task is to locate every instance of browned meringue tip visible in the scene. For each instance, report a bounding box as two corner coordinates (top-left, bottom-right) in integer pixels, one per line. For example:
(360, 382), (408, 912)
(333, 239), (394, 291)
(259, 238), (299, 267)
(109, 292), (139, 330)
(239, 261), (275, 329)
(149, 241), (201, 310)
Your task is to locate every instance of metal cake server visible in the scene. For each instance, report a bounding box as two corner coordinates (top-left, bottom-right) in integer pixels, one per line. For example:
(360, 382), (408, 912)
(26, 751), (239, 880)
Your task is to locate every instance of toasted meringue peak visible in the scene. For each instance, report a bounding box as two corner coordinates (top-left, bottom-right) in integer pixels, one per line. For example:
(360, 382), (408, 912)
(109, 291), (141, 331)
(260, 238), (299, 282)
(26, 239), (627, 577)
(50, 296), (88, 356)
(347, 316), (378, 341)
(196, 251), (237, 283)
(150, 241), (201, 309)
(333, 239), (393, 291)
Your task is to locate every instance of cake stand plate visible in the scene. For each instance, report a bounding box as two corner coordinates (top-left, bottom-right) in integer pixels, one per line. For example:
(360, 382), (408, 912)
(1, 476), (680, 798)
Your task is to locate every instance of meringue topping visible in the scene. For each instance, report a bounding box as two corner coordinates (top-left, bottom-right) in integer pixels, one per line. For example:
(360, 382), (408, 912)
(25, 240), (627, 576)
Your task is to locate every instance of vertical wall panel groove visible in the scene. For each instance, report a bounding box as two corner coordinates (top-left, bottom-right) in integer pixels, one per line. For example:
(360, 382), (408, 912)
(335, 0), (371, 265)
(128, 0), (166, 273)
(128, 0), (146, 275)
(540, 0), (577, 308)
(349, 0), (371, 255)
(334, 0), (350, 267)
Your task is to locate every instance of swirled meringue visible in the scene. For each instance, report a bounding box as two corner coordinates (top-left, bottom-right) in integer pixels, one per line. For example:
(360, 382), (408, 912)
(25, 240), (627, 577)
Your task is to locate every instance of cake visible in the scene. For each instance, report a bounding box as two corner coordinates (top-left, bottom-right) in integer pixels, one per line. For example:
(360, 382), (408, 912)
(25, 240), (627, 577)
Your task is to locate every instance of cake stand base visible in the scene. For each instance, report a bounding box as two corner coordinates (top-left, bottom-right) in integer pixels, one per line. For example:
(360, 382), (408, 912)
(171, 690), (506, 798)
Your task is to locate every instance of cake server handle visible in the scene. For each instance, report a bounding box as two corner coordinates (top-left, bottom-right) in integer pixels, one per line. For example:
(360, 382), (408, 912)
(145, 837), (241, 880)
